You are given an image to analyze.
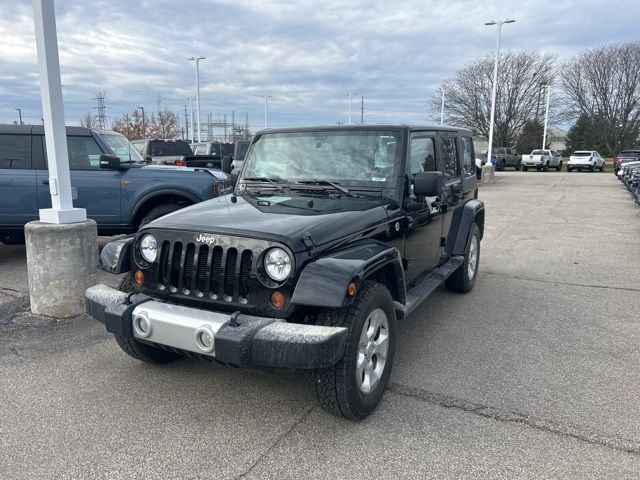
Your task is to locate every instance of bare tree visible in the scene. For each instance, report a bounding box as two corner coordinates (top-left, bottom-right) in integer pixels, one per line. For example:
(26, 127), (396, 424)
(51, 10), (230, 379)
(80, 111), (98, 128)
(432, 50), (561, 148)
(562, 42), (640, 154)
(111, 110), (145, 140)
(146, 108), (181, 139)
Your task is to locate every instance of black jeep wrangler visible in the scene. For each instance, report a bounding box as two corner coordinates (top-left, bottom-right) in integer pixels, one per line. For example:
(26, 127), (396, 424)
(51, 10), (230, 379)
(86, 125), (484, 420)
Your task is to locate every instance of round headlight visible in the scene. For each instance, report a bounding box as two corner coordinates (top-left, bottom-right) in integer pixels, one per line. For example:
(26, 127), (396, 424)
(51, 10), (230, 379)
(140, 234), (157, 263)
(264, 248), (292, 282)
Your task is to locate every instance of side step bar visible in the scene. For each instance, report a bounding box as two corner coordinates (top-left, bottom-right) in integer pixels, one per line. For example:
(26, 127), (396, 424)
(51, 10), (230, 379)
(395, 256), (464, 319)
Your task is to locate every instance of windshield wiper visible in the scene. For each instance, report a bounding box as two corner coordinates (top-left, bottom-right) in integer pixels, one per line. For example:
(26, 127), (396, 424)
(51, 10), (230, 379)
(243, 176), (286, 192)
(293, 179), (356, 197)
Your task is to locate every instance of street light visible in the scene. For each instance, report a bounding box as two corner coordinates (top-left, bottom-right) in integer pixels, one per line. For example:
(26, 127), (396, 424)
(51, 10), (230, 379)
(344, 92), (356, 125)
(485, 18), (515, 166)
(541, 84), (551, 149)
(188, 56), (205, 142)
(15, 108), (23, 125)
(263, 95), (272, 128)
(188, 98), (195, 143)
(137, 106), (145, 138)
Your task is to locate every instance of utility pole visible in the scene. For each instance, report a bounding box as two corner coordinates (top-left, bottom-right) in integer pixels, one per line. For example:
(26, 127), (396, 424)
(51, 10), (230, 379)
(137, 106), (145, 138)
(94, 92), (107, 129)
(360, 96), (364, 124)
(542, 85), (551, 149)
(485, 19), (515, 165)
(440, 87), (446, 125)
(183, 104), (189, 141)
(15, 108), (23, 125)
(189, 56), (205, 142)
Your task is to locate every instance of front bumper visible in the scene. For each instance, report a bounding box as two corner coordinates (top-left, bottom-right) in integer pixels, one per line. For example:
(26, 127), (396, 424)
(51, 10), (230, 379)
(85, 284), (347, 369)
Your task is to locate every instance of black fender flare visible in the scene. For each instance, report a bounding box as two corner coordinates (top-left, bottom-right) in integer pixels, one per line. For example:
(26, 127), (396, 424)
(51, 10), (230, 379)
(445, 199), (485, 256)
(98, 235), (134, 274)
(291, 241), (406, 308)
(129, 188), (201, 225)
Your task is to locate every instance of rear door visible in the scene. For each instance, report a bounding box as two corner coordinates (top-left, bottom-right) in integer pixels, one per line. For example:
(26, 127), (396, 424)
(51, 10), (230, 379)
(438, 133), (465, 247)
(35, 134), (123, 225)
(0, 133), (38, 226)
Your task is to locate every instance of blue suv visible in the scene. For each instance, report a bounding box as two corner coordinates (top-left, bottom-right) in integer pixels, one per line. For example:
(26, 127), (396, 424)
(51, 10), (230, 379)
(0, 125), (229, 244)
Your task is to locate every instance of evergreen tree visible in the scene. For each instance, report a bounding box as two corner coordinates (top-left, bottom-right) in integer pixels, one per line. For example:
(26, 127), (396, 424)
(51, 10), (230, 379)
(517, 120), (545, 154)
(564, 114), (605, 155)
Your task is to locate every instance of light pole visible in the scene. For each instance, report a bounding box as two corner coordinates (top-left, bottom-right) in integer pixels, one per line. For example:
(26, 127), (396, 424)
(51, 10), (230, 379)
(137, 106), (145, 138)
(189, 56), (205, 142)
(485, 19), (515, 166)
(15, 108), (23, 125)
(188, 98), (195, 143)
(264, 95), (272, 128)
(440, 87), (446, 125)
(344, 92), (356, 125)
(542, 84), (551, 149)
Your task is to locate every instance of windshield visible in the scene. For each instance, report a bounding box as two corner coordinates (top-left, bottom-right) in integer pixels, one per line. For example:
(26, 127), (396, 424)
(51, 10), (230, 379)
(619, 151), (640, 158)
(242, 131), (400, 186)
(100, 133), (144, 162)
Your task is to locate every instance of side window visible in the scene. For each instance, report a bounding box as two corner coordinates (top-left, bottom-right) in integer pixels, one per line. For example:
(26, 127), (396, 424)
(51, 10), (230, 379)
(42, 136), (104, 169)
(0, 134), (31, 169)
(460, 137), (475, 176)
(409, 137), (436, 174)
(440, 136), (459, 181)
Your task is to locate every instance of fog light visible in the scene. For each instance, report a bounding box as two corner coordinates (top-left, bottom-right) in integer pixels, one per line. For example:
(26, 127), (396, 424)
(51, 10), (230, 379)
(270, 291), (285, 309)
(133, 312), (152, 338)
(134, 270), (144, 285)
(194, 326), (215, 353)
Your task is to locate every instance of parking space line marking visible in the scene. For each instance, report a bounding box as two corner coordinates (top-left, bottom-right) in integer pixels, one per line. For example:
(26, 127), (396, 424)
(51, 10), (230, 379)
(386, 383), (640, 456)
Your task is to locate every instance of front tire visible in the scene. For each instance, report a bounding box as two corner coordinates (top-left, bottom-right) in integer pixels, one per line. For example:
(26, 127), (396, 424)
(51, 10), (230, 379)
(555, 161), (562, 172)
(445, 223), (481, 293)
(522, 165), (528, 172)
(314, 281), (396, 420)
(113, 273), (180, 364)
(139, 203), (183, 228)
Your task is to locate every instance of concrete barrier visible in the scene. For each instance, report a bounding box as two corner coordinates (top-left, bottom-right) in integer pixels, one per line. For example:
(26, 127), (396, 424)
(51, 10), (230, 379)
(25, 219), (98, 318)
(481, 164), (495, 183)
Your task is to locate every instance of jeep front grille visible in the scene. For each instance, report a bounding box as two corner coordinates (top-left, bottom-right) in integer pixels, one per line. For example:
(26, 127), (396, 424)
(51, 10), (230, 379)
(157, 240), (254, 302)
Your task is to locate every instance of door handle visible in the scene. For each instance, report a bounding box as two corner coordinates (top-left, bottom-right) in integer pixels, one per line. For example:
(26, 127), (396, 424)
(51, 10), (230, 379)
(41, 179), (49, 185)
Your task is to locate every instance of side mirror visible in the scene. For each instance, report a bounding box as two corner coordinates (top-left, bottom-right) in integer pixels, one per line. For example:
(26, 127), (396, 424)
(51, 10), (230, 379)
(221, 155), (233, 174)
(99, 154), (126, 170)
(144, 155), (153, 163)
(414, 171), (444, 197)
(229, 169), (240, 187)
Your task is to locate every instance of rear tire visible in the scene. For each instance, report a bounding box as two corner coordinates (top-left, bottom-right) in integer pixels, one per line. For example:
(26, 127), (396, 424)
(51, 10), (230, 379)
(591, 164), (596, 172)
(542, 163), (549, 172)
(445, 223), (481, 294)
(515, 163), (521, 171)
(314, 281), (396, 420)
(0, 234), (25, 245)
(522, 165), (528, 172)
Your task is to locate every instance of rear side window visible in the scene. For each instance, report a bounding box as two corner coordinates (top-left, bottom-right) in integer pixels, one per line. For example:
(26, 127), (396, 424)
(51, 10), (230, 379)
(460, 137), (475, 176)
(149, 140), (192, 156)
(440, 137), (459, 181)
(0, 134), (31, 169)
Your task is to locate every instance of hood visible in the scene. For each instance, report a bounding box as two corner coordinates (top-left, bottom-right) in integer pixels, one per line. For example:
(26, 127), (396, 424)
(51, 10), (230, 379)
(141, 164), (228, 181)
(146, 193), (391, 253)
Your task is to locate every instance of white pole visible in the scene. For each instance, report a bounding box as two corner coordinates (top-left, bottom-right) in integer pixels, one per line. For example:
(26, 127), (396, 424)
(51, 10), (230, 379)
(264, 95), (271, 128)
(189, 98), (195, 143)
(32, 0), (85, 224)
(485, 19), (514, 166)
(440, 88), (445, 125)
(345, 92), (355, 125)
(542, 85), (551, 149)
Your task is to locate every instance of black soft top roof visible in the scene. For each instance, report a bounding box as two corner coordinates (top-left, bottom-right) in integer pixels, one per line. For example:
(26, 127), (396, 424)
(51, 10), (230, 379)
(253, 124), (472, 136)
(0, 124), (120, 137)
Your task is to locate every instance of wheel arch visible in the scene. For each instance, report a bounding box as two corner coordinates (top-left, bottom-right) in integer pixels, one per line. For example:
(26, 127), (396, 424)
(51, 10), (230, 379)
(130, 190), (199, 227)
(291, 241), (406, 309)
(445, 199), (485, 256)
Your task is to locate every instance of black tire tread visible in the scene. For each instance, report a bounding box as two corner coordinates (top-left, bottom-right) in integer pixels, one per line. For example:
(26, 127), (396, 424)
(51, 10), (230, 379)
(445, 223), (481, 293)
(140, 203), (182, 228)
(114, 334), (179, 364)
(314, 281), (392, 420)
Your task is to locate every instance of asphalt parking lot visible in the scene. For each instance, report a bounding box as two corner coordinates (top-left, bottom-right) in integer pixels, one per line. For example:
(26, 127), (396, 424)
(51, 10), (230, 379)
(1, 172), (639, 479)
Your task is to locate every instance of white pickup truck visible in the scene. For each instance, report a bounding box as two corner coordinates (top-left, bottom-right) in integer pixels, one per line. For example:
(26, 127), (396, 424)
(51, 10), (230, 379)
(521, 149), (563, 172)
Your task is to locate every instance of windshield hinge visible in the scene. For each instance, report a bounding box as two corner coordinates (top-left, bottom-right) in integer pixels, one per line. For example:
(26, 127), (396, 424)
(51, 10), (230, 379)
(302, 232), (317, 256)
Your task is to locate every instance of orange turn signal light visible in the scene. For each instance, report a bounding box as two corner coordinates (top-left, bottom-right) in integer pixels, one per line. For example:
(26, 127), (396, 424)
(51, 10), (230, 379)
(134, 270), (144, 285)
(347, 282), (357, 297)
(271, 291), (285, 309)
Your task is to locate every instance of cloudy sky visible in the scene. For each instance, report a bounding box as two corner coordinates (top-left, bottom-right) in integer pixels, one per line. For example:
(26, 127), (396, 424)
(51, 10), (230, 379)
(0, 0), (638, 132)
